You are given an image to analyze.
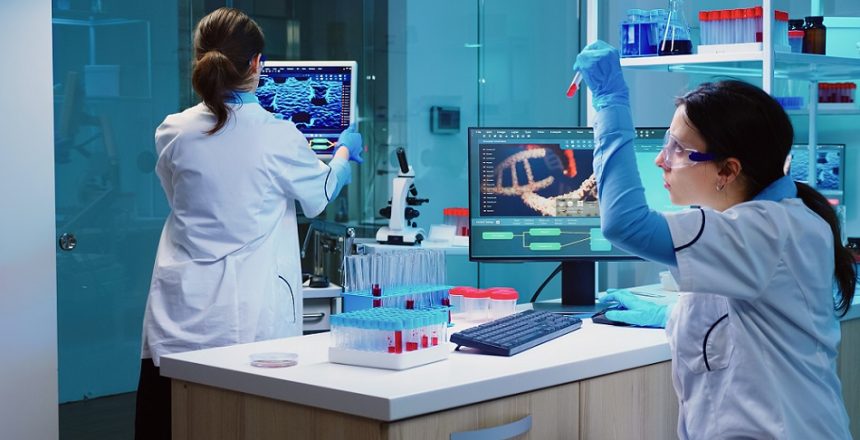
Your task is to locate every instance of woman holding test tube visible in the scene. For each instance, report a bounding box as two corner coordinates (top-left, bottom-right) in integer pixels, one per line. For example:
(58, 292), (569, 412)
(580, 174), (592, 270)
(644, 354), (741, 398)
(572, 40), (854, 439)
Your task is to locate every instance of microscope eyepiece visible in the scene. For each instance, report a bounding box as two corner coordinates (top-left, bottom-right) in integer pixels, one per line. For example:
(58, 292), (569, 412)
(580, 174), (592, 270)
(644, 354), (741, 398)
(396, 147), (410, 174)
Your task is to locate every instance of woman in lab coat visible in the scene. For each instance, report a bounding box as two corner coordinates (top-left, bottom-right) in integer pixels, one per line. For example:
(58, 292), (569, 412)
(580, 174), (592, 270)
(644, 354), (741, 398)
(574, 41), (855, 439)
(134, 8), (363, 439)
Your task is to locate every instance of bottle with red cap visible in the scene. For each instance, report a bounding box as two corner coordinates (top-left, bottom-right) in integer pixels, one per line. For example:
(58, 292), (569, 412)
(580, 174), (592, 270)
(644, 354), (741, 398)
(487, 287), (520, 319)
(443, 207), (470, 237)
(698, 7), (789, 48)
(461, 287), (490, 322)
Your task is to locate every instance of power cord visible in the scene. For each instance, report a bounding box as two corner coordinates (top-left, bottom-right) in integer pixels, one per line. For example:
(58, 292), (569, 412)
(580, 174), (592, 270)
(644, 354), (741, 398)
(530, 263), (563, 303)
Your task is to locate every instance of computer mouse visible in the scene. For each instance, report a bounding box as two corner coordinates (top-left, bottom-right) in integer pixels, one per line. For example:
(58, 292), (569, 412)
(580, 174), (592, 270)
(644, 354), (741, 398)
(309, 275), (330, 288)
(591, 304), (631, 327)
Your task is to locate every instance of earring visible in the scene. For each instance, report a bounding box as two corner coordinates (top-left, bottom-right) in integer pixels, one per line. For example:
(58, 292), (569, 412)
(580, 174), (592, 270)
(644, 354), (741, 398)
(716, 183), (725, 192)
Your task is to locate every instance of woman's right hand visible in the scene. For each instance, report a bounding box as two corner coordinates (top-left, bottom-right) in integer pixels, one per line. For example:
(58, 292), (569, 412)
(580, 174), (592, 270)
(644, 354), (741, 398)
(573, 40), (630, 111)
(598, 289), (669, 328)
(337, 124), (363, 163)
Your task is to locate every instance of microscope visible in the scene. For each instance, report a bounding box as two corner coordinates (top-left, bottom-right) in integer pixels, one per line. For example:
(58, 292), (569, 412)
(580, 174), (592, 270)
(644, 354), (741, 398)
(376, 147), (429, 245)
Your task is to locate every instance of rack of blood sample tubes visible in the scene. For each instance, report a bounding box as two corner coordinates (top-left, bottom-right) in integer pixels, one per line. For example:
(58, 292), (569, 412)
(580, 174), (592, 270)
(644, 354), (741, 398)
(328, 307), (450, 370)
(698, 7), (789, 52)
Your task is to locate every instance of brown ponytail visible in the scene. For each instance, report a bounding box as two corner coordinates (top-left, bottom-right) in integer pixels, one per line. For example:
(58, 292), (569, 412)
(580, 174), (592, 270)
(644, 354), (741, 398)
(191, 8), (264, 135)
(795, 182), (856, 316)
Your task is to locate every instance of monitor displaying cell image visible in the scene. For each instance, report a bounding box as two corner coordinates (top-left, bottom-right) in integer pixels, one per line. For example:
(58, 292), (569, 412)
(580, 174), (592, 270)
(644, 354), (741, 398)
(256, 61), (356, 155)
(787, 144), (845, 192)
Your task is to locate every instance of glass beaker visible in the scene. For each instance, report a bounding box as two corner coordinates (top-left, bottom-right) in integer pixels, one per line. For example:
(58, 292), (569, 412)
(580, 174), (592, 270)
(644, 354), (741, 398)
(658, 0), (692, 55)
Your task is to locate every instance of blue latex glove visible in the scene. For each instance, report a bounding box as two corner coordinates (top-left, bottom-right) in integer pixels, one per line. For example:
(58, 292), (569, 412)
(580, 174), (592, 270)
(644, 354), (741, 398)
(597, 289), (669, 328)
(573, 40), (630, 111)
(337, 123), (363, 163)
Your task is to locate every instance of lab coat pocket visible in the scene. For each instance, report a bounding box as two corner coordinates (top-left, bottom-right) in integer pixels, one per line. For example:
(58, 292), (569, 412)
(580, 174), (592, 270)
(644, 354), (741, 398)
(673, 294), (734, 374)
(278, 275), (297, 324)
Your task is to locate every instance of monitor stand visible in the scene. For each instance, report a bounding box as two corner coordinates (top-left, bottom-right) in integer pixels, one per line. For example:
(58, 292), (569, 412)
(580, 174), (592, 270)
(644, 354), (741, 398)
(531, 261), (601, 316)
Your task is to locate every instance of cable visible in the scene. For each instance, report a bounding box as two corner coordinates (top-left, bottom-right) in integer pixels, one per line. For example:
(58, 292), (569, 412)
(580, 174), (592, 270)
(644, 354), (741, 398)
(530, 263), (563, 303)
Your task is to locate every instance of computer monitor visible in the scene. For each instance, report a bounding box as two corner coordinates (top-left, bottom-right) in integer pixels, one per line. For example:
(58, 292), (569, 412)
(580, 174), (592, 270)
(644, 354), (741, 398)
(787, 144), (845, 204)
(256, 60), (357, 156)
(468, 127), (678, 313)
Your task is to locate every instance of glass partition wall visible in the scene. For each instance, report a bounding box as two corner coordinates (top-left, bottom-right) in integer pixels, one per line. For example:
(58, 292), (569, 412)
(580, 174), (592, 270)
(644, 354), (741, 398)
(53, 0), (189, 403)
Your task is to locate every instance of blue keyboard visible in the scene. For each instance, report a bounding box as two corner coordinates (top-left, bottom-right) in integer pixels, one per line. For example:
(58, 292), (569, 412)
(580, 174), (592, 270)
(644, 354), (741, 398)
(450, 310), (582, 356)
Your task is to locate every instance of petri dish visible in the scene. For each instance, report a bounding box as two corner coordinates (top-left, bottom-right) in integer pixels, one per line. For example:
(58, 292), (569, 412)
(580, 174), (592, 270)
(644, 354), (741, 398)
(249, 352), (298, 368)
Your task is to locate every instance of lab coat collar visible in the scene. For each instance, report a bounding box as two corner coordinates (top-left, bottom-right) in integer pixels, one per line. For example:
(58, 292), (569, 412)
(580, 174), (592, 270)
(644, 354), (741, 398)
(754, 175), (797, 202)
(225, 91), (259, 104)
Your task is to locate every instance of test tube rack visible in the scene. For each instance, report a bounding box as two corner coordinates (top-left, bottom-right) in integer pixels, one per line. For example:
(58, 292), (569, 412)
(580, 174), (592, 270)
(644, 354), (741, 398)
(328, 307), (450, 370)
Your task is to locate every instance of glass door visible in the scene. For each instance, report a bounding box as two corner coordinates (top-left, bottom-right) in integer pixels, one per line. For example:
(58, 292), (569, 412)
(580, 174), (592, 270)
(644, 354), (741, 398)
(53, 0), (189, 402)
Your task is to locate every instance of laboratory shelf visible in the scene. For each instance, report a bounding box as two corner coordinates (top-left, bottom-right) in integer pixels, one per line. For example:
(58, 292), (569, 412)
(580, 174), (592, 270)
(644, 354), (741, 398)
(621, 52), (860, 81)
(786, 107), (860, 116)
(621, 51), (765, 67)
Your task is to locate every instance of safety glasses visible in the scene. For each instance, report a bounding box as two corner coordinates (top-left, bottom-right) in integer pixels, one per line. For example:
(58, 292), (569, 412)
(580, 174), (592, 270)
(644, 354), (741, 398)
(659, 132), (714, 169)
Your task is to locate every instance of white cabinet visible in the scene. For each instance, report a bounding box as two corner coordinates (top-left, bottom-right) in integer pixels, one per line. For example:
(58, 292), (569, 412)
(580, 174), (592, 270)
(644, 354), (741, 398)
(302, 283), (342, 334)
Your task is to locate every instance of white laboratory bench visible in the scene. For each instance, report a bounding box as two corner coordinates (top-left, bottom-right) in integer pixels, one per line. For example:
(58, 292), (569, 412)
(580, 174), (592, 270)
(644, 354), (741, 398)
(161, 295), (860, 440)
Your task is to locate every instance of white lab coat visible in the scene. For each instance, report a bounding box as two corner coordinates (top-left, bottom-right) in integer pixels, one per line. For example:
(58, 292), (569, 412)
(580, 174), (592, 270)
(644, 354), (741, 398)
(664, 200), (850, 439)
(141, 99), (340, 366)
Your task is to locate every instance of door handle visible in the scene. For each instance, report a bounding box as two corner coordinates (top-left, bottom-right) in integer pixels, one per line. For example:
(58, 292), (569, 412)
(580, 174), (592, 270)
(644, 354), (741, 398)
(449, 415), (532, 439)
(58, 233), (77, 251)
(303, 312), (326, 322)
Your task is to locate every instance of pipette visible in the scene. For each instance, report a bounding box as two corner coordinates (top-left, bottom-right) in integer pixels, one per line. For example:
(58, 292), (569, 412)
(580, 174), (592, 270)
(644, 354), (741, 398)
(566, 71), (583, 98)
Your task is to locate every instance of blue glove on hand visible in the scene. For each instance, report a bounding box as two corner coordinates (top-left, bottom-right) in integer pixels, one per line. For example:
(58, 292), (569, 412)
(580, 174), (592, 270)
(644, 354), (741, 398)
(598, 289), (669, 328)
(337, 123), (363, 163)
(573, 40), (630, 111)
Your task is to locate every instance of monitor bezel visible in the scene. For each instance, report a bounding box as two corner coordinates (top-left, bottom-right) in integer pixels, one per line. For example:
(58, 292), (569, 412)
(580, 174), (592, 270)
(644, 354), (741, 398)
(467, 126), (670, 263)
(258, 60), (358, 153)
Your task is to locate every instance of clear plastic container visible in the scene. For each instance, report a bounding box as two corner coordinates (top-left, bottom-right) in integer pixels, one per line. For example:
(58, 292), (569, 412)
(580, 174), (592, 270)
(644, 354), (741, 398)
(698, 11), (710, 45)
(443, 208), (469, 236)
(730, 9), (743, 44)
(789, 30), (804, 53)
(742, 8), (755, 43)
(487, 288), (519, 319)
(461, 288), (490, 322)
(721, 9), (733, 44)
(448, 286), (470, 319)
(774, 10), (789, 48)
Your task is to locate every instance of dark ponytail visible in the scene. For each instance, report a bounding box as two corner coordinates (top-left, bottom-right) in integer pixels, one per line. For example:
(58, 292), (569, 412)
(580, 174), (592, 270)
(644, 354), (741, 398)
(680, 80), (855, 316)
(795, 182), (856, 316)
(191, 8), (264, 135)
